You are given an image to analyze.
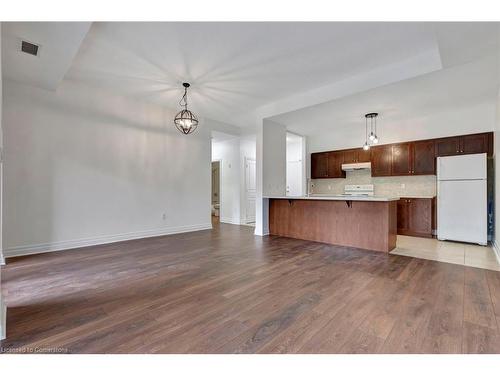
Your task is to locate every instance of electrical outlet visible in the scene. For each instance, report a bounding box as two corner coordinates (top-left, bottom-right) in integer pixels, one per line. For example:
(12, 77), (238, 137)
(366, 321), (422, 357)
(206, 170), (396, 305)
(328, 185), (332, 190)
(401, 183), (405, 189)
(162, 213), (167, 220)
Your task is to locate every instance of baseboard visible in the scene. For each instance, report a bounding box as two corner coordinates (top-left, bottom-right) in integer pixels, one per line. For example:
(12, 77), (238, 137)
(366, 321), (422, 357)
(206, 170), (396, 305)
(254, 229), (270, 236)
(219, 217), (241, 225)
(493, 240), (500, 265)
(3, 223), (212, 259)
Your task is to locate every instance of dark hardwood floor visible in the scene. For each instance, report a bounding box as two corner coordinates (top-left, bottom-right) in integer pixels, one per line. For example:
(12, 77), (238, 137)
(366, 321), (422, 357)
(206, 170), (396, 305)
(1, 222), (500, 353)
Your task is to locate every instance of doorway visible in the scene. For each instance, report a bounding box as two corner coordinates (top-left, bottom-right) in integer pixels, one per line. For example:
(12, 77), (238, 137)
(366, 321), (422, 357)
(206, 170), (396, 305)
(245, 157), (256, 224)
(286, 132), (305, 196)
(211, 160), (221, 225)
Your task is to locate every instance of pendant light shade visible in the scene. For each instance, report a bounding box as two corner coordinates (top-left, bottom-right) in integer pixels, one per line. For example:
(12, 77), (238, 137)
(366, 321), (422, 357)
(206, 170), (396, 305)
(362, 112), (379, 149)
(174, 83), (199, 135)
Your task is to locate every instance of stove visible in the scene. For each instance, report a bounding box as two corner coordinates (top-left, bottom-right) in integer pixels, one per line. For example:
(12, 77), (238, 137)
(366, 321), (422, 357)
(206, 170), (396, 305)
(343, 184), (374, 196)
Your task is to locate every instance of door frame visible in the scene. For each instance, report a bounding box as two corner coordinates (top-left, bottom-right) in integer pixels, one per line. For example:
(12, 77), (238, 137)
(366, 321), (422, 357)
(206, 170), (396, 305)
(211, 159), (222, 223)
(285, 131), (306, 196)
(244, 157), (256, 224)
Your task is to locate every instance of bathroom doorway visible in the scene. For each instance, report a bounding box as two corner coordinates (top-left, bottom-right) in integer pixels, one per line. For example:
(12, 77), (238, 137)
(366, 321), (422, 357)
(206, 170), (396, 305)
(211, 160), (221, 225)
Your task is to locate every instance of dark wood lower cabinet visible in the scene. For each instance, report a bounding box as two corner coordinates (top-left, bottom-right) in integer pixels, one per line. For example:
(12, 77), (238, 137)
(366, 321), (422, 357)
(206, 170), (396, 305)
(397, 197), (436, 238)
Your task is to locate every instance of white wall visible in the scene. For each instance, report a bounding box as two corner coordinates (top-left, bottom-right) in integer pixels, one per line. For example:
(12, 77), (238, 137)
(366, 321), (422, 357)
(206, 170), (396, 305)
(495, 92), (500, 259)
(2, 80), (214, 257)
(255, 119), (287, 236)
(307, 100), (496, 156)
(305, 100), (497, 184)
(212, 138), (241, 224)
(0, 22), (6, 340)
(263, 120), (287, 196)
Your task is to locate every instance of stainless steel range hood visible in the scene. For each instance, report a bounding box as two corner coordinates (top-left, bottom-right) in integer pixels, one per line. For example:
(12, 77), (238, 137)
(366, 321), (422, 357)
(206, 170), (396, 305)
(341, 162), (371, 171)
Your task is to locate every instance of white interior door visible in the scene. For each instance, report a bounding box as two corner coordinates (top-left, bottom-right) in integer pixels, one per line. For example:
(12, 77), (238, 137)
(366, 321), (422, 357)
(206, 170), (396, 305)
(286, 160), (303, 196)
(245, 158), (256, 223)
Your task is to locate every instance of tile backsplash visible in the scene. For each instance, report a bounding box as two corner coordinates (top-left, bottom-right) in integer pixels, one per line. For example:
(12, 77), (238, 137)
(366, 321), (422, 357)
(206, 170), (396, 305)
(311, 169), (436, 197)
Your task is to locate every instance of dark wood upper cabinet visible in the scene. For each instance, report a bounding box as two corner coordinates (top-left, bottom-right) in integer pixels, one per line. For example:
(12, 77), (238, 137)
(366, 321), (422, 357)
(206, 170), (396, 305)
(391, 143), (412, 176)
(412, 140), (436, 175)
(461, 133), (492, 155)
(310, 132), (492, 179)
(342, 148), (371, 163)
(327, 151), (345, 178)
(371, 145), (392, 177)
(435, 136), (461, 157)
(311, 152), (328, 179)
(435, 133), (492, 157)
(342, 149), (357, 164)
(357, 148), (371, 163)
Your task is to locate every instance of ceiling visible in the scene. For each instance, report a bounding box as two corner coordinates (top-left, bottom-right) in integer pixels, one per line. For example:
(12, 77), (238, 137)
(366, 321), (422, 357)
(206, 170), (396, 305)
(271, 55), (499, 136)
(2, 22), (91, 91)
(211, 130), (238, 144)
(2, 22), (499, 128)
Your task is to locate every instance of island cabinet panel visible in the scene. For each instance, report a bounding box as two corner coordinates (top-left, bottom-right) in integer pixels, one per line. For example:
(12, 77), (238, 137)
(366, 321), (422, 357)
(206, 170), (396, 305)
(327, 151), (346, 178)
(397, 197), (434, 238)
(412, 140), (436, 175)
(371, 145), (392, 177)
(269, 198), (397, 252)
(311, 152), (329, 179)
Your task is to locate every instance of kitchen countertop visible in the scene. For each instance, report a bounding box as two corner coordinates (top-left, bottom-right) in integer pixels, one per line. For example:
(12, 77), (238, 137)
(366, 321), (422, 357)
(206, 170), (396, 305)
(397, 195), (436, 199)
(264, 195), (400, 202)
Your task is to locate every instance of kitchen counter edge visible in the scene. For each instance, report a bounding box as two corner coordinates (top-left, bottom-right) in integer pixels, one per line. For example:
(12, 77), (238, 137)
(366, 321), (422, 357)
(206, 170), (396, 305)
(264, 195), (400, 202)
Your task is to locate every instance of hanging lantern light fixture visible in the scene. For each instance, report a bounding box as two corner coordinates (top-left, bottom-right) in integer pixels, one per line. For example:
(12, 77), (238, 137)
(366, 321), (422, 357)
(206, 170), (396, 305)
(174, 82), (199, 135)
(362, 112), (379, 149)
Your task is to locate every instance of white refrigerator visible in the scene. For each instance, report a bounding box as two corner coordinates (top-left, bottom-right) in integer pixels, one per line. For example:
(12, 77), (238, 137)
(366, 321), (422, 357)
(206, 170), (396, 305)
(437, 153), (487, 245)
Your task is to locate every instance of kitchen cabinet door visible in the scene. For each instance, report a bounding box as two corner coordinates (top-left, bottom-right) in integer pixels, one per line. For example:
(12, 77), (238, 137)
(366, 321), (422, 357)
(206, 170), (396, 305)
(408, 198), (433, 238)
(392, 143), (412, 176)
(461, 133), (491, 156)
(397, 199), (410, 233)
(435, 136), (461, 157)
(370, 145), (392, 177)
(412, 140), (436, 175)
(311, 152), (329, 179)
(327, 151), (345, 178)
(398, 198), (433, 238)
(357, 148), (371, 162)
(343, 149), (358, 164)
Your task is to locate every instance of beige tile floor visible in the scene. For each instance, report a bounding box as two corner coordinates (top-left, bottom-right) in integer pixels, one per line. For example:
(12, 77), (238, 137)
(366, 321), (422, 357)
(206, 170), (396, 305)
(391, 235), (500, 271)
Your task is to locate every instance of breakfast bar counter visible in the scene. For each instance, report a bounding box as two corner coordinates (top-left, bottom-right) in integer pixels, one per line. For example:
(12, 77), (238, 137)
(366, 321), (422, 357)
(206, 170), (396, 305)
(265, 195), (398, 252)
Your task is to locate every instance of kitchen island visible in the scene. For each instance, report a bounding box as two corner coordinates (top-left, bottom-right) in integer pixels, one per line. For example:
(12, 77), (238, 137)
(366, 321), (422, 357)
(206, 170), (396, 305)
(266, 195), (399, 252)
